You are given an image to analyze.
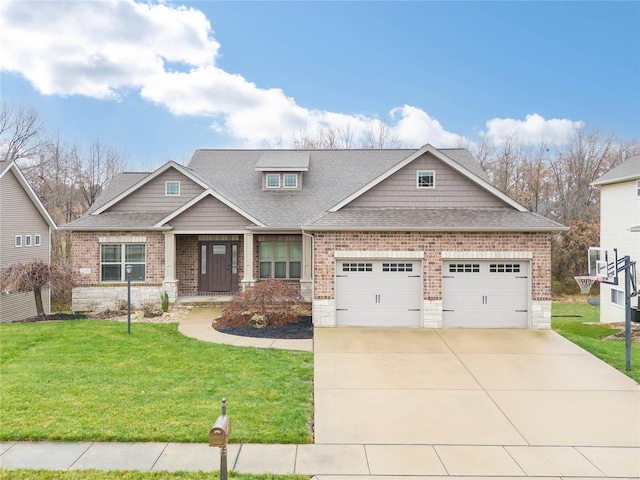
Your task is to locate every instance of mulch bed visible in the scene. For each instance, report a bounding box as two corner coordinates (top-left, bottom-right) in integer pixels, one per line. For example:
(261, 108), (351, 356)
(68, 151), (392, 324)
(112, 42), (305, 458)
(215, 316), (313, 340)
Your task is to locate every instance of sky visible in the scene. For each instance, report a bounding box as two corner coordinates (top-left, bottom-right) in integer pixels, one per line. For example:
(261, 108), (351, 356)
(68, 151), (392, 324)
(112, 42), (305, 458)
(1, 0), (639, 170)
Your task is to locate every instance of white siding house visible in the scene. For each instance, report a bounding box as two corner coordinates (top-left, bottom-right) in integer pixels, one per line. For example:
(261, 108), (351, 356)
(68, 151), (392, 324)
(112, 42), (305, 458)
(0, 159), (57, 322)
(591, 155), (640, 323)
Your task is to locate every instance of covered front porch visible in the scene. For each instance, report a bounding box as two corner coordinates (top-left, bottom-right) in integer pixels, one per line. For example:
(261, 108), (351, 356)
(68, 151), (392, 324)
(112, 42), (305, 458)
(162, 231), (313, 302)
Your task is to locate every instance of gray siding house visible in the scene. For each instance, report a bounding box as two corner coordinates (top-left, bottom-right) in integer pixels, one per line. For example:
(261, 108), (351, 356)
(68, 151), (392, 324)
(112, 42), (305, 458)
(64, 145), (566, 329)
(0, 159), (57, 322)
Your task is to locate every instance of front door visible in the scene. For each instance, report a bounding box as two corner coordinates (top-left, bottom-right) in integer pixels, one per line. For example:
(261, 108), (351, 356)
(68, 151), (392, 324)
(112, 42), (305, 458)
(198, 242), (238, 293)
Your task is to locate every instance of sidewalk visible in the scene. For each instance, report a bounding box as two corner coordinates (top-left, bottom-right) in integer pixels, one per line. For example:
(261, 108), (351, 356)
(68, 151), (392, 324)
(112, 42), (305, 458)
(2, 441), (639, 477)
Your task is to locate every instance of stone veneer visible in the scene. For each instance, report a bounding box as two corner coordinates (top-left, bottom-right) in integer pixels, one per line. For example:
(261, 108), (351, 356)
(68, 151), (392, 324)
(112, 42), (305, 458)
(312, 231), (552, 329)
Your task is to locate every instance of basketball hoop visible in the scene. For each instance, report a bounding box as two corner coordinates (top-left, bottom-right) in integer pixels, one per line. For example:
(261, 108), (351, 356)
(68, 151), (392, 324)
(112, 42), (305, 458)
(574, 275), (602, 295)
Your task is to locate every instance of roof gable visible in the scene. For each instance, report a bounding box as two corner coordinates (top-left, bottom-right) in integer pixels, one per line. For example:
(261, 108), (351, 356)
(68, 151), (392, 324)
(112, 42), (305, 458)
(154, 190), (264, 228)
(348, 150), (507, 209)
(329, 144), (527, 212)
(91, 161), (211, 215)
(0, 161), (57, 230)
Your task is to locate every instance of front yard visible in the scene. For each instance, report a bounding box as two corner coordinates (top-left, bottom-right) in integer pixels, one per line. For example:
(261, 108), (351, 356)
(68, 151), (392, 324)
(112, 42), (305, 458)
(0, 321), (314, 444)
(552, 301), (640, 382)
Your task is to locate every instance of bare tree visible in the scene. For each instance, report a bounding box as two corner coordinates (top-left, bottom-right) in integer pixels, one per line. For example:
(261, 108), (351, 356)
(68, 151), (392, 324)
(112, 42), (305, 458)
(75, 139), (128, 207)
(0, 260), (76, 319)
(0, 103), (44, 163)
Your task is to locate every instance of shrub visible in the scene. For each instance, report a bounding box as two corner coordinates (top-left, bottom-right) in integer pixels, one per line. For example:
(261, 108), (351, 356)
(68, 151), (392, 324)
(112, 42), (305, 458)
(216, 280), (305, 328)
(140, 301), (163, 318)
(161, 291), (170, 313)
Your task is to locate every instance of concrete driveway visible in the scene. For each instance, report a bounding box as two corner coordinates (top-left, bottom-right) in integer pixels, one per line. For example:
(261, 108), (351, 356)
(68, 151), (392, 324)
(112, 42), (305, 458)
(314, 328), (640, 447)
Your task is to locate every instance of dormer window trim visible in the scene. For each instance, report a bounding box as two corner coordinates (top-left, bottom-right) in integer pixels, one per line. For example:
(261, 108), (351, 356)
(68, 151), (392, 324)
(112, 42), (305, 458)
(283, 173), (298, 189)
(165, 181), (180, 196)
(266, 174), (281, 189)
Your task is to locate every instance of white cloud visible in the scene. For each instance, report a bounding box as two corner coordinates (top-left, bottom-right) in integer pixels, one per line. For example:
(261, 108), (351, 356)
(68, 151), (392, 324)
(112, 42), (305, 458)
(483, 113), (584, 145)
(7, 0), (582, 150)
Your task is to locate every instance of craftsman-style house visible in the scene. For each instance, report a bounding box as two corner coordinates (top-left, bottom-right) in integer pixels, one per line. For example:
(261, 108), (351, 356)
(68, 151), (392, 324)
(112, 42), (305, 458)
(64, 145), (565, 328)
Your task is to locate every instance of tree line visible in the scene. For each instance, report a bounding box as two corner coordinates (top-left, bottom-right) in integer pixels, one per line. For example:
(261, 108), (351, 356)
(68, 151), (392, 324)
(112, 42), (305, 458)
(3, 102), (639, 299)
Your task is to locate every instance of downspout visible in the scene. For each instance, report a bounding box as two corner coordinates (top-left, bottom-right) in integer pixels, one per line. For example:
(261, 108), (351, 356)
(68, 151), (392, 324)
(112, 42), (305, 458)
(301, 229), (314, 302)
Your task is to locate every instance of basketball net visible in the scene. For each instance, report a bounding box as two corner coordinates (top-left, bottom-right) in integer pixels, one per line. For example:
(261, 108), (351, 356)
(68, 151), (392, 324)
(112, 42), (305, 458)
(574, 275), (602, 295)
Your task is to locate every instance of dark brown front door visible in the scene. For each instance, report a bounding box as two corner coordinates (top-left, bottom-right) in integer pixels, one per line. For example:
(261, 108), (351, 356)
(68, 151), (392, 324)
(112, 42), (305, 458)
(198, 242), (237, 293)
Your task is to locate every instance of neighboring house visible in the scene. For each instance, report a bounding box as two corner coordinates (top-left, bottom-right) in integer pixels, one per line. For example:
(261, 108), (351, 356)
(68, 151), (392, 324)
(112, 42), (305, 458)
(63, 144), (566, 329)
(0, 159), (57, 322)
(591, 155), (640, 324)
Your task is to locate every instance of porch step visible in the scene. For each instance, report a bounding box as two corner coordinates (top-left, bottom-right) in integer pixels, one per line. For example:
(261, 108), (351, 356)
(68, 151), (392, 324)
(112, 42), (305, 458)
(175, 296), (233, 309)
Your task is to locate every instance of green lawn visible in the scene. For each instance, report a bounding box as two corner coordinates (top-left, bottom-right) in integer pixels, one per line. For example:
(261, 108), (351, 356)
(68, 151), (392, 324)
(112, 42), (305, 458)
(0, 321), (313, 444)
(0, 470), (308, 480)
(552, 302), (640, 382)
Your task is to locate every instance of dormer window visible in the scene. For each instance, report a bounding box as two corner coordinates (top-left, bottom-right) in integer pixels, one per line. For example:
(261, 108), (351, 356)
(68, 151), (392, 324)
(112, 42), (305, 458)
(165, 181), (180, 196)
(283, 174), (298, 188)
(266, 174), (280, 189)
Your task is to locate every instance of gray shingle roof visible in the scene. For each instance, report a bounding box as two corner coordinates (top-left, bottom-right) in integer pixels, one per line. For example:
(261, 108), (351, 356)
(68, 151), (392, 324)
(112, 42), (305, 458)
(592, 155), (640, 186)
(65, 147), (564, 232)
(308, 208), (566, 231)
(65, 211), (172, 229)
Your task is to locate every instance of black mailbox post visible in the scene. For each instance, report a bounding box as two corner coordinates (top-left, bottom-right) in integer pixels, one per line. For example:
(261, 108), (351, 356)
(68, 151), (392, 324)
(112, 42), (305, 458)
(209, 398), (231, 480)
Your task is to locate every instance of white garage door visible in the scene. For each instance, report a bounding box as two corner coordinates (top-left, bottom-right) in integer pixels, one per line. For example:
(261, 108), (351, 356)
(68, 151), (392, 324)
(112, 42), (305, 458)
(442, 261), (529, 328)
(335, 260), (422, 327)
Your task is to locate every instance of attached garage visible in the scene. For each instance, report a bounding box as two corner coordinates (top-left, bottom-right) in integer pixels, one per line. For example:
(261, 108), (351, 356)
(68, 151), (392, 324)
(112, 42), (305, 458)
(335, 259), (422, 327)
(442, 260), (530, 328)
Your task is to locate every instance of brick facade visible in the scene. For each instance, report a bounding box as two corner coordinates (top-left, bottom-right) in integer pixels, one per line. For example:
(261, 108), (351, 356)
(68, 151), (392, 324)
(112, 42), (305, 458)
(72, 231), (165, 285)
(313, 231), (552, 301)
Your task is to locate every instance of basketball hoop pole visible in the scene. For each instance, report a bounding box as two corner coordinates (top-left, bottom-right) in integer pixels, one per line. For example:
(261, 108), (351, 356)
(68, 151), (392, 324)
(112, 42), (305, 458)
(623, 256), (633, 371)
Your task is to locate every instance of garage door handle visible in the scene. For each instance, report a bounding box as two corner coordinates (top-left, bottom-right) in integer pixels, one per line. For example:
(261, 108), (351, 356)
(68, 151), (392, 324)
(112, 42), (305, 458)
(443, 309), (454, 312)
(336, 275), (348, 278)
(408, 275), (421, 278)
(516, 276), (528, 279)
(408, 309), (420, 311)
(515, 309), (528, 312)
(443, 275), (454, 278)
(336, 308), (348, 311)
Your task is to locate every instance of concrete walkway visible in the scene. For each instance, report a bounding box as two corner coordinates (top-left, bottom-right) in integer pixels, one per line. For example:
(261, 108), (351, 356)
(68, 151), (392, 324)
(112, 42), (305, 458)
(2, 440), (639, 477)
(178, 306), (313, 352)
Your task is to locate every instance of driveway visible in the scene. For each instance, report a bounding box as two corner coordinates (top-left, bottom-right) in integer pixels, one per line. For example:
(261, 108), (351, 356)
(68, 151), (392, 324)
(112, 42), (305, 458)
(314, 328), (640, 447)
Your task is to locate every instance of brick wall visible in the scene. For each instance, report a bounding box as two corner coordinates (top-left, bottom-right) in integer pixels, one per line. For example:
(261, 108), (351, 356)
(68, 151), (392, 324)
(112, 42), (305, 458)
(313, 231), (552, 301)
(72, 231), (165, 285)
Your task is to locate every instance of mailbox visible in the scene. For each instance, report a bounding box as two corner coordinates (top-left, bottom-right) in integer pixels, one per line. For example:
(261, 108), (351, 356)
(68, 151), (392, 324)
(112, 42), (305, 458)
(209, 414), (231, 447)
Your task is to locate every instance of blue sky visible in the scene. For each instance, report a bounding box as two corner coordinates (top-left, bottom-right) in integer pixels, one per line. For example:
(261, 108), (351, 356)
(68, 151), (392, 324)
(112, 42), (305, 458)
(1, 1), (639, 170)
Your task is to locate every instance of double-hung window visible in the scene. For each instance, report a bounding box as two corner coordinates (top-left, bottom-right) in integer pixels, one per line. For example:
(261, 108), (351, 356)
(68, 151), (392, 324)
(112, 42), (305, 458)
(259, 242), (301, 279)
(101, 244), (146, 282)
(35, 234), (41, 246)
(15, 235), (22, 247)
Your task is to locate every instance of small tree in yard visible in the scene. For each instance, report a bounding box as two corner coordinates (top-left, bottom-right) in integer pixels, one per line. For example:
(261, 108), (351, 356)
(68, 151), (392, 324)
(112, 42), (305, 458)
(0, 259), (75, 319)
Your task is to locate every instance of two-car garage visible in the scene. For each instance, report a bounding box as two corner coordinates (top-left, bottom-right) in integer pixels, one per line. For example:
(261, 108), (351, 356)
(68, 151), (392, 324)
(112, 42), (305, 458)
(334, 258), (530, 328)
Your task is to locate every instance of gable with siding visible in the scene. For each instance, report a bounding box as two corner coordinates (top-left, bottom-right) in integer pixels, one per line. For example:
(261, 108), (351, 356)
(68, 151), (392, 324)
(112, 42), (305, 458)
(348, 152), (508, 209)
(108, 168), (206, 213)
(167, 194), (256, 230)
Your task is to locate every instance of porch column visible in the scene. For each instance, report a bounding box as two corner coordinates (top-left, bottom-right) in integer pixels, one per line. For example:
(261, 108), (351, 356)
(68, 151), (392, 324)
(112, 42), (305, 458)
(163, 232), (178, 301)
(242, 232), (255, 288)
(300, 233), (313, 301)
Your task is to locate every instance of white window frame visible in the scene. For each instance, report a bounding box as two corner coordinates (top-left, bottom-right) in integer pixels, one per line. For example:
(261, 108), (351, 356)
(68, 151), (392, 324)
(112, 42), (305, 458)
(35, 234), (41, 246)
(165, 181), (180, 196)
(266, 174), (280, 189)
(15, 235), (22, 247)
(283, 173), (298, 188)
(100, 243), (146, 283)
(25, 235), (32, 247)
(611, 288), (624, 306)
(417, 170), (435, 188)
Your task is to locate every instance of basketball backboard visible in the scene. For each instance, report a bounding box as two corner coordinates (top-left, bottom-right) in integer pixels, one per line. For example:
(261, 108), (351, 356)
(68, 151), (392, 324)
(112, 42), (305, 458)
(588, 247), (618, 285)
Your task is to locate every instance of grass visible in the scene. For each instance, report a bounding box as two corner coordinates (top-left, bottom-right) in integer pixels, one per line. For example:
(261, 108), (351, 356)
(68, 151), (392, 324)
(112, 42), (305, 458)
(0, 321), (313, 444)
(552, 302), (640, 382)
(0, 470), (309, 480)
